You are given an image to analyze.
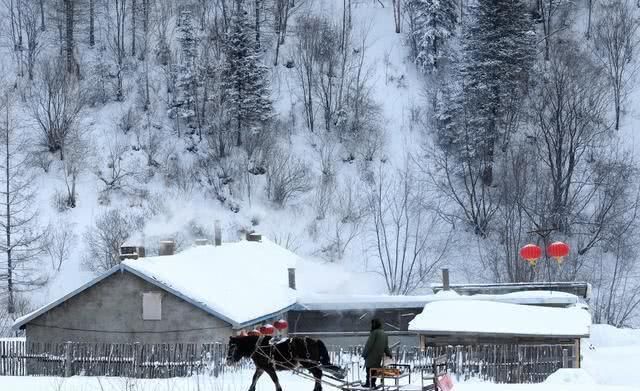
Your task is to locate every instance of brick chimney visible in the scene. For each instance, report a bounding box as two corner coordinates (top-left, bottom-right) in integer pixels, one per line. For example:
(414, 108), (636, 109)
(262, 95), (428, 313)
(159, 240), (175, 256)
(214, 220), (222, 246)
(288, 268), (296, 290)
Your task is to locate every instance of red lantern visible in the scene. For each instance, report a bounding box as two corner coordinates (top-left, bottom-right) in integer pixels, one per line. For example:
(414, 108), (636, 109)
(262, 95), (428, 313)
(259, 324), (275, 335)
(520, 244), (542, 267)
(547, 241), (570, 263)
(274, 319), (288, 331)
(248, 329), (261, 336)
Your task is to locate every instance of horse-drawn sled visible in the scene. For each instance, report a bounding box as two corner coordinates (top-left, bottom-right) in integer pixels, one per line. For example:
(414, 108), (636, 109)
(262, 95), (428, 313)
(226, 335), (454, 391)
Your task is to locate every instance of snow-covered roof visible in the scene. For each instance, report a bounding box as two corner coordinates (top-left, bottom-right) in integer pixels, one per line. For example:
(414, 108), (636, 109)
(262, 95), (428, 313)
(15, 239), (299, 330)
(296, 294), (433, 311)
(431, 282), (591, 299)
(294, 289), (580, 311)
(423, 289), (581, 306)
(123, 240), (298, 327)
(409, 300), (591, 337)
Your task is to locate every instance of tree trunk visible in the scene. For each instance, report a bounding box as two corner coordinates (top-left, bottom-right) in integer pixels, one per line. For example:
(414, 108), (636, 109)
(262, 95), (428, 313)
(255, 0), (261, 49)
(132, 0), (137, 56)
(393, 0), (401, 33)
(89, 0), (95, 47)
(586, 0), (593, 39)
(5, 103), (13, 315)
(64, 0), (75, 73)
(39, 0), (45, 31)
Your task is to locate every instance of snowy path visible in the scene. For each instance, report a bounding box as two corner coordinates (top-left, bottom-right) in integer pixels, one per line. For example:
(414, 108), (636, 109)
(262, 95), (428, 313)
(0, 373), (637, 391)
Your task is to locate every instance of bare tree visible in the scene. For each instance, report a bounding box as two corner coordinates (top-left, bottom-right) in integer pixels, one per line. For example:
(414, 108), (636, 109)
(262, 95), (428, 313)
(29, 57), (84, 159)
(82, 209), (140, 274)
(104, 0), (129, 101)
(94, 138), (137, 200)
(592, 0), (640, 131)
(22, 0), (44, 80)
(294, 15), (323, 133)
(266, 147), (312, 207)
(47, 223), (76, 271)
(537, 0), (571, 60)
(0, 88), (48, 315)
(61, 128), (89, 208)
(368, 163), (453, 294)
(529, 42), (609, 234)
(3, 0), (25, 77)
(272, 0), (306, 65)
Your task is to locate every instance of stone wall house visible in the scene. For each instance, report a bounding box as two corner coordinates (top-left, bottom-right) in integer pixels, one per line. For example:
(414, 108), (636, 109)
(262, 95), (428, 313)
(14, 238), (299, 344)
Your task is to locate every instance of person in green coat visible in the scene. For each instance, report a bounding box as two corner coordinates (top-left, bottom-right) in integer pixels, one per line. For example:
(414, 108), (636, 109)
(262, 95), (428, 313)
(362, 318), (392, 388)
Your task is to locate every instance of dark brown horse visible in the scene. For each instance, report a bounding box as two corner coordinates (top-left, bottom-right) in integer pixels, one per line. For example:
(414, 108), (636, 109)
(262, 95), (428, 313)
(226, 335), (345, 391)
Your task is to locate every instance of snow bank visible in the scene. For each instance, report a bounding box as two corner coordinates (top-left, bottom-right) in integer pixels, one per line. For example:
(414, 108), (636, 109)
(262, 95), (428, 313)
(582, 324), (640, 387)
(545, 369), (596, 385)
(409, 300), (591, 336)
(587, 324), (640, 348)
(123, 239), (298, 326)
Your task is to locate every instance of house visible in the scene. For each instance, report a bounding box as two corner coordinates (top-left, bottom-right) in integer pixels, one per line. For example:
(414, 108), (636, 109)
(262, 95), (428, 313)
(13, 236), (299, 344)
(287, 283), (589, 347)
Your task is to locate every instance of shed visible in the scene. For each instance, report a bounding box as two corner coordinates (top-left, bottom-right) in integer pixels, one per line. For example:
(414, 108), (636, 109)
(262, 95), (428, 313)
(409, 299), (591, 379)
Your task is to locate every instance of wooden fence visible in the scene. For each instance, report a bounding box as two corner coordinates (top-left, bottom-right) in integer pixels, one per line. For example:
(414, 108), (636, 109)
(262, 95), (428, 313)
(330, 343), (574, 384)
(1, 340), (572, 383)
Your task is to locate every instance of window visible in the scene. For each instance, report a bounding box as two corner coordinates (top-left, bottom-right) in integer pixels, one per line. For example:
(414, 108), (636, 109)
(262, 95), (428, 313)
(142, 292), (162, 320)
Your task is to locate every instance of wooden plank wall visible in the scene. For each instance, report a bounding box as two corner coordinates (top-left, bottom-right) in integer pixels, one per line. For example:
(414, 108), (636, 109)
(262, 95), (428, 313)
(1, 340), (572, 383)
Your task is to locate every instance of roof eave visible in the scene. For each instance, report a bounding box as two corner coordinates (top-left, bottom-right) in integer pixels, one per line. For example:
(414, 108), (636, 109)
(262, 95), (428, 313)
(235, 303), (298, 330)
(408, 330), (590, 339)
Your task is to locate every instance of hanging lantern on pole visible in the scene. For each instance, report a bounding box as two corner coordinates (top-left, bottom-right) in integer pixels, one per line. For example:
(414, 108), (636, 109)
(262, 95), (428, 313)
(547, 241), (570, 263)
(520, 244), (542, 267)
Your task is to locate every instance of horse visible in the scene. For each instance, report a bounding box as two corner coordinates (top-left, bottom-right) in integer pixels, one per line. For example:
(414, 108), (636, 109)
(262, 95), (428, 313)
(226, 335), (345, 391)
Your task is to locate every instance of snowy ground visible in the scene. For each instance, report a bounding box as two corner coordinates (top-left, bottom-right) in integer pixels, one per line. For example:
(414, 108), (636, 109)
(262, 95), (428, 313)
(0, 371), (637, 391)
(1, 324), (638, 391)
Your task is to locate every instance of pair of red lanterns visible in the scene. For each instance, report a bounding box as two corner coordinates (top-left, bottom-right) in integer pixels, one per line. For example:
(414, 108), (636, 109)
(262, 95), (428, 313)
(241, 319), (289, 336)
(519, 241), (569, 267)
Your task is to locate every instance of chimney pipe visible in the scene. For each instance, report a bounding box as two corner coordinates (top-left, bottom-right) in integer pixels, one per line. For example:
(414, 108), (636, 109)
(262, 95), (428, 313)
(159, 240), (175, 256)
(442, 268), (450, 291)
(214, 220), (222, 246)
(288, 268), (296, 290)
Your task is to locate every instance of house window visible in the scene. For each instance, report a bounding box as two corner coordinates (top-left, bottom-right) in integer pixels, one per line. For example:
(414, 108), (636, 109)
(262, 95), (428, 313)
(142, 292), (162, 320)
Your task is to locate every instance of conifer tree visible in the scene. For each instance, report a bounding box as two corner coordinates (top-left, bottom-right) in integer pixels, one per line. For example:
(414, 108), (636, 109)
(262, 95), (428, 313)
(447, 0), (535, 186)
(408, 0), (458, 72)
(172, 10), (201, 133)
(222, 2), (273, 147)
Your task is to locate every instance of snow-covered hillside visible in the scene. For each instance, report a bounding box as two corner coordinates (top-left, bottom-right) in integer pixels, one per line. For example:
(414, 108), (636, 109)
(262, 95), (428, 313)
(1, 0), (640, 331)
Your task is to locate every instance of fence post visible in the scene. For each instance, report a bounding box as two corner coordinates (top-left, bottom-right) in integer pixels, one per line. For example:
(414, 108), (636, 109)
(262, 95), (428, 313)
(562, 348), (568, 368)
(133, 343), (140, 378)
(64, 342), (73, 377)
